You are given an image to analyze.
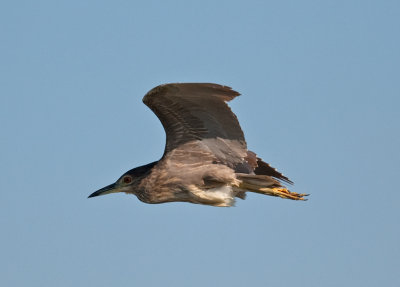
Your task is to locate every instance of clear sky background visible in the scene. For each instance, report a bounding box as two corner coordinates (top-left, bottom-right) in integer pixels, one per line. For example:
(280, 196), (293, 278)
(1, 1), (399, 286)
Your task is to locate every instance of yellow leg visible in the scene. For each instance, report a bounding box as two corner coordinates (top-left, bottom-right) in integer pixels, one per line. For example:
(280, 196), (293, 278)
(260, 187), (309, 201)
(239, 182), (309, 201)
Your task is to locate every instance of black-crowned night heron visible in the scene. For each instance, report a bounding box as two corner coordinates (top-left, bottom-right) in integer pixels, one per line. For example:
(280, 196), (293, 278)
(88, 83), (307, 206)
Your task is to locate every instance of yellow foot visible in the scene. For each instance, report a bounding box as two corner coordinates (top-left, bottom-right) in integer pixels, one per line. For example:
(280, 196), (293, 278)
(260, 187), (309, 201)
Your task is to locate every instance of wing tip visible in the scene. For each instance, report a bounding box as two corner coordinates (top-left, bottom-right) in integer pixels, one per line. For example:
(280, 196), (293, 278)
(143, 83), (240, 104)
(254, 157), (294, 185)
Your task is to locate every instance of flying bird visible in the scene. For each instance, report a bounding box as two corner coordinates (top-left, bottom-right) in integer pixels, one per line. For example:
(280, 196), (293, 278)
(88, 83), (307, 206)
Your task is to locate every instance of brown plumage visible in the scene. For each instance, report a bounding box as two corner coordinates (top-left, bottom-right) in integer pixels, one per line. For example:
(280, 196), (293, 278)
(89, 83), (307, 206)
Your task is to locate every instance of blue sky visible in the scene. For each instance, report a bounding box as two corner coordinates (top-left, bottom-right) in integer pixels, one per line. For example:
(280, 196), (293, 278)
(1, 1), (399, 286)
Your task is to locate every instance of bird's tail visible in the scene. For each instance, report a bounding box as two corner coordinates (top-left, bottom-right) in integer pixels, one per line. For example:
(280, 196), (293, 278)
(235, 173), (308, 201)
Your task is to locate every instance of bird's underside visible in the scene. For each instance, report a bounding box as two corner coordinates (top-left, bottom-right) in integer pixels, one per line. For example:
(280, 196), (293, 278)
(89, 83), (308, 206)
(136, 139), (307, 207)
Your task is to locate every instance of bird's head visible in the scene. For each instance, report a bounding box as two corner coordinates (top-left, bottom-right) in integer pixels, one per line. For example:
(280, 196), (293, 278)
(88, 161), (158, 198)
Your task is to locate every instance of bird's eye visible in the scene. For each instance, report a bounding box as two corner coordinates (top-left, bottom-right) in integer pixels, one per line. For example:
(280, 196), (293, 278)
(123, 176), (132, 184)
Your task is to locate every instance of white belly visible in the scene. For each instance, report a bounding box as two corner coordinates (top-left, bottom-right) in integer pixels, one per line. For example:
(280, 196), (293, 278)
(189, 185), (235, 207)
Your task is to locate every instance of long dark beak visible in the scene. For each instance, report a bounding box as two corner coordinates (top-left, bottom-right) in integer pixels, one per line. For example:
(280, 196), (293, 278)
(88, 183), (119, 198)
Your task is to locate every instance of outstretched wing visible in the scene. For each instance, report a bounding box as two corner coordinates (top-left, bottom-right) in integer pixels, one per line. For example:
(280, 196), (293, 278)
(143, 83), (293, 184)
(143, 83), (246, 156)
